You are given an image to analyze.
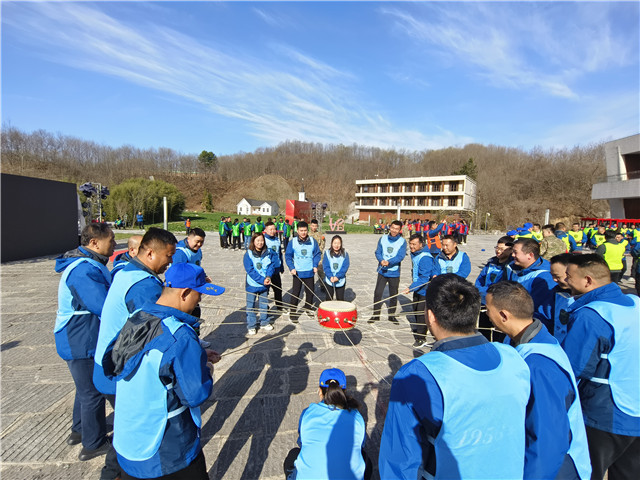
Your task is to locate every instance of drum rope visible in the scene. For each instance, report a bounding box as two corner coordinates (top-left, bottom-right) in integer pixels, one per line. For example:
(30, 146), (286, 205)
(340, 328), (391, 386)
(357, 279), (431, 312)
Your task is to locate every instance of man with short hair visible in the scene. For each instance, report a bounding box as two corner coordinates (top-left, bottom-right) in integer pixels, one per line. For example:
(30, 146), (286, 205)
(370, 220), (407, 323)
(555, 222), (577, 253)
(264, 221), (285, 311)
(548, 253), (575, 343)
(531, 223), (543, 241)
(568, 222), (587, 251)
(173, 228), (207, 269)
(506, 238), (556, 328)
(54, 224), (119, 475)
(403, 234), (435, 348)
(589, 225), (607, 249)
(486, 282), (591, 480)
(424, 219), (446, 255)
(432, 235), (471, 279)
(563, 254), (640, 480)
(94, 228), (177, 395)
(104, 263), (223, 480)
(379, 274), (530, 479)
(540, 224), (568, 261)
(475, 235), (514, 302)
(285, 221), (321, 322)
(111, 235), (143, 278)
(596, 230), (626, 283)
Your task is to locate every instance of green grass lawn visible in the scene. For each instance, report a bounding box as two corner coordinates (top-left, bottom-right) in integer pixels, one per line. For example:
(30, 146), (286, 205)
(143, 211), (373, 234)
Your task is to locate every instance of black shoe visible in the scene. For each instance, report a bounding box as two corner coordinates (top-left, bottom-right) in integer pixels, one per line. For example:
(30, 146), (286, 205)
(413, 338), (426, 348)
(79, 440), (110, 461)
(367, 316), (379, 324)
(388, 316), (398, 324)
(66, 431), (82, 446)
(290, 314), (299, 324)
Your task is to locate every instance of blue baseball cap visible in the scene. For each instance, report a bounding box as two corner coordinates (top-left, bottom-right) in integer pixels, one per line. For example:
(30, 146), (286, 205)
(507, 230), (518, 236)
(319, 368), (346, 389)
(523, 222), (533, 229)
(164, 263), (224, 296)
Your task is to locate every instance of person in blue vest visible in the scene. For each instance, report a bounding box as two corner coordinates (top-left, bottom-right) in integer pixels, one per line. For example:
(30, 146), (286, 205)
(104, 263), (223, 480)
(379, 274), (530, 480)
(562, 254), (640, 480)
(432, 235), (471, 279)
(506, 238), (556, 330)
(54, 223), (120, 477)
(94, 228), (177, 396)
(111, 235), (142, 279)
(475, 235), (515, 342)
(485, 281), (592, 480)
(264, 221), (285, 311)
(402, 234), (435, 348)
(475, 235), (515, 303)
(243, 232), (276, 335)
(369, 220), (407, 323)
(284, 368), (368, 480)
(548, 253), (576, 344)
(172, 228), (206, 268)
(321, 235), (350, 301)
(285, 221), (321, 323)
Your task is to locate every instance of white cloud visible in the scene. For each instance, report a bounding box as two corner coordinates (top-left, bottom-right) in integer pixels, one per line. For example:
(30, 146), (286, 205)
(2, 2), (472, 151)
(381, 2), (637, 99)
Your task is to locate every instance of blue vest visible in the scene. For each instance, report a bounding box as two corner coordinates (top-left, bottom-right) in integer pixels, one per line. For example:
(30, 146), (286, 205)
(417, 345), (530, 480)
(55, 258), (111, 333)
(323, 252), (347, 287)
(553, 291), (574, 344)
(516, 342), (592, 480)
(264, 235), (282, 269)
(94, 268), (161, 394)
(54, 258), (111, 360)
(577, 296), (640, 417)
(175, 241), (202, 266)
(113, 317), (201, 461)
(293, 402), (366, 480)
(246, 251), (273, 289)
(380, 235), (404, 273)
(506, 265), (548, 291)
(411, 251), (430, 295)
(292, 237), (316, 272)
(437, 252), (464, 275)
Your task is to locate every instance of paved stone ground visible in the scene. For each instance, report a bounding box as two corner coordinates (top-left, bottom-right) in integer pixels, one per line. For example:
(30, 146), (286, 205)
(1, 233), (636, 479)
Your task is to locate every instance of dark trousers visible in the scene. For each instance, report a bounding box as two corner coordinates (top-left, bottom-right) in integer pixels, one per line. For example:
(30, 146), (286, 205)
(372, 275), (400, 319)
(121, 450), (208, 480)
(322, 281), (345, 301)
(411, 293), (427, 341)
(586, 426), (640, 480)
(232, 235), (241, 249)
(289, 276), (315, 311)
(271, 271), (283, 309)
(219, 233), (226, 248)
(283, 447), (372, 480)
(67, 358), (107, 449)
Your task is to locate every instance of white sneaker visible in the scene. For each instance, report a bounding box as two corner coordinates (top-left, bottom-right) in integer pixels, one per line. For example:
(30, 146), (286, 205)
(247, 329), (257, 336)
(262, 324), (274, 331)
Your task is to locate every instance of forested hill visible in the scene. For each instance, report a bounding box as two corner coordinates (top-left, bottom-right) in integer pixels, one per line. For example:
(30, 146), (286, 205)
(1, 125), (608, 228)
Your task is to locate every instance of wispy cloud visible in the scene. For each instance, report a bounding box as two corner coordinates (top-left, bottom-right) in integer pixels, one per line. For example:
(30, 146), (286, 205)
(381, 2), (637, 99)
(2, 2), (470, 151)
(252, 8), (289, 28)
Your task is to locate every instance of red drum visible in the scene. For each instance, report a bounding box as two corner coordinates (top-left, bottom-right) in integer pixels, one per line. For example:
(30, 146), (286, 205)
(317, 301), (358, 330)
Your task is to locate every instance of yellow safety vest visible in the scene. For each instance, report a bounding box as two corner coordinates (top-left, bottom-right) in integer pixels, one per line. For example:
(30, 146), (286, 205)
(532, 231), (543, 241)
(602, 242), (626, 271)
(568, 230), (583, 246)
(593, 234), (606, 247)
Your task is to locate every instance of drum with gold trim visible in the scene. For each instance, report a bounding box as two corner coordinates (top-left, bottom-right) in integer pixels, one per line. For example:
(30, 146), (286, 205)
(317, 300), (358, 330)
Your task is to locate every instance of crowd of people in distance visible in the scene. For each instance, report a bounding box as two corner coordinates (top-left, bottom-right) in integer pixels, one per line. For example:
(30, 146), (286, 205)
(53, 216), (639, 480)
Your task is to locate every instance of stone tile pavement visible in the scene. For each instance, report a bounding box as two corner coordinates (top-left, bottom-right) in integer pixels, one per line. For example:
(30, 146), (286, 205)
(1, 233), (636, 479)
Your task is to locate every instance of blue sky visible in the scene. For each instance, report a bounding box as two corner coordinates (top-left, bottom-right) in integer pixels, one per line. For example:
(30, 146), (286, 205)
(2, 1), (638, 156)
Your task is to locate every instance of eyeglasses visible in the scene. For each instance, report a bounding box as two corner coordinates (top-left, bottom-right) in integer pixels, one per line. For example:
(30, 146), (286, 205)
(494, 246), (508, 253)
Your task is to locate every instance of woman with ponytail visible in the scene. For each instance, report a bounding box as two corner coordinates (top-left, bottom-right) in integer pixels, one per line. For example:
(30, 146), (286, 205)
(284, 368), (370, 480)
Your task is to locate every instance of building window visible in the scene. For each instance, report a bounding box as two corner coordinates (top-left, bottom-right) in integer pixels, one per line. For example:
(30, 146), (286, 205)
(449, 181), (460, 192)
(363, 185), (369, 193)
(430, 198), (442, 206)
(431, 183), (441, 192)
(418, 184), (426, 192)
(392, 185), (400, 193)
(448, 197), (459, 207)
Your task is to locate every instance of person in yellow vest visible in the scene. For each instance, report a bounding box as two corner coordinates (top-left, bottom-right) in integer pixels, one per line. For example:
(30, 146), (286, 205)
(531, 223), (543, 242)
(588, 225), (607, 249)
(596, 230), (626, 283)
(568, 222), (587, 251)
(517, 222), (536, 240)
(554, 223), (577, 252)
